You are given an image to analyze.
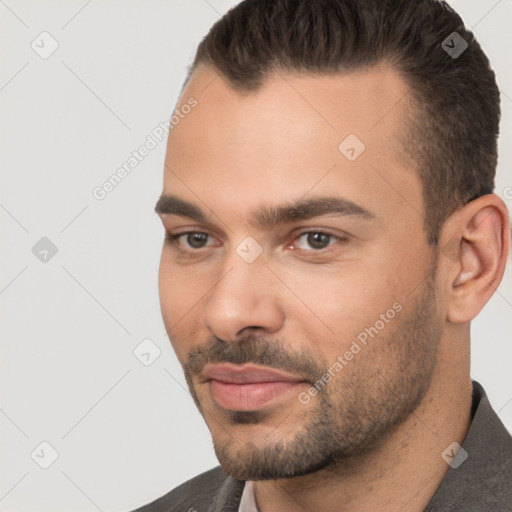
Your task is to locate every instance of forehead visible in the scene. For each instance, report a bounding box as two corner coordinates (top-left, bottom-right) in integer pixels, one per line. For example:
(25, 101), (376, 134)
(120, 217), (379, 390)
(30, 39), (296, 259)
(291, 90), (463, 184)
(163, 63), (420, 224)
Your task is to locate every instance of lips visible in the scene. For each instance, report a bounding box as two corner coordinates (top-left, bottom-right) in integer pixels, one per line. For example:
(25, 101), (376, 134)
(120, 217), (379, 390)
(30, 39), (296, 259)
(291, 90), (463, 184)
(204, 363), (307, 411)
(204, 363), (305, 384)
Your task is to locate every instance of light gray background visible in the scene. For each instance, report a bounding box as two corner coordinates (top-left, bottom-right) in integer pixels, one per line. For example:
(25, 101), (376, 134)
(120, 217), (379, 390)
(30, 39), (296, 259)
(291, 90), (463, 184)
(1, 1), (511, 511)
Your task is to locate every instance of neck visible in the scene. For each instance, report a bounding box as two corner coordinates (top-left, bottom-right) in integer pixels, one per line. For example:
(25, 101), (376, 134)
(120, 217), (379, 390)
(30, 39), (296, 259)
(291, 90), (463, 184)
(253, 360), (473, 512)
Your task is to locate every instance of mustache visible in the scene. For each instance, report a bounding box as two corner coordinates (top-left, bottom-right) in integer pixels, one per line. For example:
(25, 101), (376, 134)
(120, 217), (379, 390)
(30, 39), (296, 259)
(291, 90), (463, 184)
(184, 334), (326, 384)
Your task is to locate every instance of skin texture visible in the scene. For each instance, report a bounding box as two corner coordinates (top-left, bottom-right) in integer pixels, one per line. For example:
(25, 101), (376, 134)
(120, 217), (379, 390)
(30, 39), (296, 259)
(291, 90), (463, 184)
(156, 63), (509, 511)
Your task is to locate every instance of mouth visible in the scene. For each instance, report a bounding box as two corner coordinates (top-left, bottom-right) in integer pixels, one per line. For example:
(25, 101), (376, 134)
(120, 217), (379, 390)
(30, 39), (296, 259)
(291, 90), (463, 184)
(203, 363), (307, 411)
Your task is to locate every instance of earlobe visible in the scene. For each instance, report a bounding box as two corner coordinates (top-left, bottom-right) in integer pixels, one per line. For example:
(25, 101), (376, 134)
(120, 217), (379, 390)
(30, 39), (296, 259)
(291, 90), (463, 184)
(445, 197), (510, 323)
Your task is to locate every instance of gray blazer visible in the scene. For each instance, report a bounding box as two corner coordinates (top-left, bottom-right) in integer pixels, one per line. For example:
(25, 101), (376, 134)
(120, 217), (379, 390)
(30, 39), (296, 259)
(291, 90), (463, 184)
(131, 381), (512, 511)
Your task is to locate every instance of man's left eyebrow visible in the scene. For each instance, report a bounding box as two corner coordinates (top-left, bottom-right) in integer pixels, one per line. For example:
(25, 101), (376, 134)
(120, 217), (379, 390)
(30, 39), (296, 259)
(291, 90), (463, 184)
(250, 195), (376, 228)
(155, 194), (376, 227)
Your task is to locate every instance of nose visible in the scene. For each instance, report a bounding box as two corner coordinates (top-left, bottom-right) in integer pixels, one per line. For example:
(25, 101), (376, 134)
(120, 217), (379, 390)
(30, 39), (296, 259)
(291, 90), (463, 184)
(201, 252), (285, 341)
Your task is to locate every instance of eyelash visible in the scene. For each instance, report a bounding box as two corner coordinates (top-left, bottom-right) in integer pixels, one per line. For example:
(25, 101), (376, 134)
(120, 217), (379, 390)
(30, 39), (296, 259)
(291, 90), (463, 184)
(164, 230), (346, 254)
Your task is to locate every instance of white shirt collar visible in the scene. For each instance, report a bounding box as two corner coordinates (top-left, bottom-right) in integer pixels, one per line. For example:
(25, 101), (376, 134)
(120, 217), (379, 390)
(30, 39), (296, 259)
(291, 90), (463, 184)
(238, 481), (259, 512)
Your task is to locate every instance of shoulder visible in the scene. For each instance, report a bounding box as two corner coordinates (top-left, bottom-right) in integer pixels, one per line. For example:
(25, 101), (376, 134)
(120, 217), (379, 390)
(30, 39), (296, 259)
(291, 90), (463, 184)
(426, 380), (512, 511)
(130, 465), (244, 512)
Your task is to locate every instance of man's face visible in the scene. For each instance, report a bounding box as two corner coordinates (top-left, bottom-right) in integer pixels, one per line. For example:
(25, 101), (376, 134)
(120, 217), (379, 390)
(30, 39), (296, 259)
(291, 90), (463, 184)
(157, 63), (443, 480)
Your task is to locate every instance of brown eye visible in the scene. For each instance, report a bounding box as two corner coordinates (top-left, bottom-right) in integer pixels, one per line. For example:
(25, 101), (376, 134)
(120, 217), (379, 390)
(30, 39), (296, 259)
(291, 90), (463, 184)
(166, 231), (214, 250)
(306, 232), (331, 249)
(293, 231), (340, 251)
(186, 232), (209, 249)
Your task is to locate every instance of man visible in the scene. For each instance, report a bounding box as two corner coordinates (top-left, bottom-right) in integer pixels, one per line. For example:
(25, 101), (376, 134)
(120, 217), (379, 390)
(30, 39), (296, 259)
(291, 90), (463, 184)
(134, 0), (512, 510)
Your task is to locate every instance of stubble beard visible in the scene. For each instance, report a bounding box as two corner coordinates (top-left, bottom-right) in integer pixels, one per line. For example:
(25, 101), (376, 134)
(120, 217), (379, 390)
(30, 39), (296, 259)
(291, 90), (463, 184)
(183, 265), (441, 481)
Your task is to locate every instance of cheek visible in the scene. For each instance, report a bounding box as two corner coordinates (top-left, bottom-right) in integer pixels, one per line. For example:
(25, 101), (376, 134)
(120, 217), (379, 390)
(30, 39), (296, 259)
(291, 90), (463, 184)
(158, 254), (190, 359)
(158, 254), (174, 320)
(281, 262), (402, 354)
(158, 250), (195, 315)
(158, 254), (212, 360)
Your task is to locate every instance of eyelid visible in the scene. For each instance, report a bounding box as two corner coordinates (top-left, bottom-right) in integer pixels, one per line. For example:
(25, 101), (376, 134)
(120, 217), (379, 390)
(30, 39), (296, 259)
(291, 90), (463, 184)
(293, 227), (346, 238)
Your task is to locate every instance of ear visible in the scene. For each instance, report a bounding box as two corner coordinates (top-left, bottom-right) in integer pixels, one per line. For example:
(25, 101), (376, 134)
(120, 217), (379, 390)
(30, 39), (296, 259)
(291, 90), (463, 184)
(439, 194), (510, 323)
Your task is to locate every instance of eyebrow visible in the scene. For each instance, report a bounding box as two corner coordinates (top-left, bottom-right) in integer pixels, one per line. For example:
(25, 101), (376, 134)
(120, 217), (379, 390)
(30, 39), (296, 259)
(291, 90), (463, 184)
(154, 194), (376, 228)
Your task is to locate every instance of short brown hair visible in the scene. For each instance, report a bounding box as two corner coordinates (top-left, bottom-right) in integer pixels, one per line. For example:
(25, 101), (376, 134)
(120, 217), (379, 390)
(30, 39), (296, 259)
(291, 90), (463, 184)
(184, 0), (500, 244)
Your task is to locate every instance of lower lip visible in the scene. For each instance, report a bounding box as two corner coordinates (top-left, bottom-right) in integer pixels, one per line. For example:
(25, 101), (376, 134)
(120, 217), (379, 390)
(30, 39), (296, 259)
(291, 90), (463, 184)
(209, 380), (304, 410)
